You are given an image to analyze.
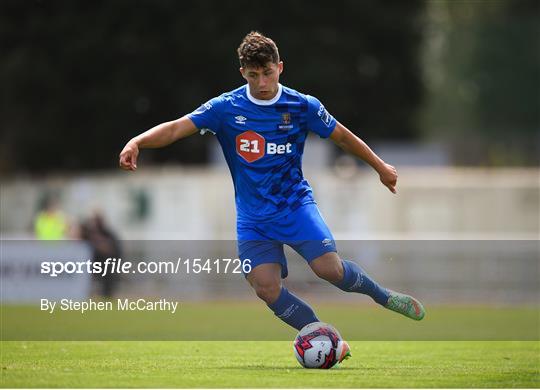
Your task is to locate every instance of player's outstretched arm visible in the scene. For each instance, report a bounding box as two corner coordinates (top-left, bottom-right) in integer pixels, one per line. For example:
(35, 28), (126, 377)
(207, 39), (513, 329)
(119, 116), (198, 171)
(330, 122), (398, 194)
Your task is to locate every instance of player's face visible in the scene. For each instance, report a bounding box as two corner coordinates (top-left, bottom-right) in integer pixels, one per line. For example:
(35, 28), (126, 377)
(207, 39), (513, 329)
(240, 61), (283, 100)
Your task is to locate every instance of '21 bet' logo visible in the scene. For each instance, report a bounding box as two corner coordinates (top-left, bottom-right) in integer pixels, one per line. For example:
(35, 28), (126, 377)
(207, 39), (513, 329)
(236, 130), (292, 163)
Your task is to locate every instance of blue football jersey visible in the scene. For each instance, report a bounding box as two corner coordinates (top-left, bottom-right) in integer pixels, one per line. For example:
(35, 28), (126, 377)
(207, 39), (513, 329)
(188, 84), (337, 222)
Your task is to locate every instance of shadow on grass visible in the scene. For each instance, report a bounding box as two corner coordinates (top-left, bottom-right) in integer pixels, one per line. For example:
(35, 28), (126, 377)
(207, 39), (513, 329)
(215, 365), (365, 371)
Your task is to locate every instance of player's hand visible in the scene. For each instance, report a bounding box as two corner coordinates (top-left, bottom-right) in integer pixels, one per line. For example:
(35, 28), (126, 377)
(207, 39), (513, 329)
(378, 163), (398, 194)
(119, 140), (139, 171)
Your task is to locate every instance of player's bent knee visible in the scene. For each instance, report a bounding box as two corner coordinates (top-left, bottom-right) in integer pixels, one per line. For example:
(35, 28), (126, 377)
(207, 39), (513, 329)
(254, 283), (282, 304)
(317, 267), (343, 283)
(246, 263), (282, 304)
(310, 254), (344, 283)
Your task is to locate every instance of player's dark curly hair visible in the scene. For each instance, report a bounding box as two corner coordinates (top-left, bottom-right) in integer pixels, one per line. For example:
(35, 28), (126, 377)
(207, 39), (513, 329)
(237, 31), (280, 68)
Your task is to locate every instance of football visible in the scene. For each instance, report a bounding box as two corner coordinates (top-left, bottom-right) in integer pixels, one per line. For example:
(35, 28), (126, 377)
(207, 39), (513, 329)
(293, 322), (351, 369)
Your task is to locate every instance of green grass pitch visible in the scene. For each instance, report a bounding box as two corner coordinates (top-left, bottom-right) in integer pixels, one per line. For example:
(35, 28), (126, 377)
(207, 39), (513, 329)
(1, 341), (539, 388)
(1, 303), (539, 387)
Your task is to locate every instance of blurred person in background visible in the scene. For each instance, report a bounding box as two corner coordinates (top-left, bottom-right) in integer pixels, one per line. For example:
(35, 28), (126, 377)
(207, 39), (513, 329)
(34, 194), (70, 240)
(80, 209), (122, 298)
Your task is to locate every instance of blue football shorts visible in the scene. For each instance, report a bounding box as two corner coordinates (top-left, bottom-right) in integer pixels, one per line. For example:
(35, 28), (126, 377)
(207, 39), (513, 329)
(237, 202), (337, 279)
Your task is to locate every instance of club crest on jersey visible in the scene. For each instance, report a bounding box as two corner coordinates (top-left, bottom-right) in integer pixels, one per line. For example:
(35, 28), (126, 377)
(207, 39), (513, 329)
(236, 130), (293, 163)
(279, 112), (294, 130)
(282, 113), (291, 125)
(235, 115), (247, 125)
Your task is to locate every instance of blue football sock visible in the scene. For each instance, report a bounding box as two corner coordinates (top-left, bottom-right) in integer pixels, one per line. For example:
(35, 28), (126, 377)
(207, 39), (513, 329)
(333, 260), (390, 306)
(267, 287), (319, 330)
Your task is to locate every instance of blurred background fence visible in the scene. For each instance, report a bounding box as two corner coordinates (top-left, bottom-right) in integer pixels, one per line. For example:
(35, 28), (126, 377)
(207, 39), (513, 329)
(1, 167), (538, 305)
(1, 166), (538, 239)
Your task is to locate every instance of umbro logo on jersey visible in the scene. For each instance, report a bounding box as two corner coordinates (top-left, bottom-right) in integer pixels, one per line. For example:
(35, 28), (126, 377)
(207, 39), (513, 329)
(322, 238), (333, 247)
(235, 115), (247, 125)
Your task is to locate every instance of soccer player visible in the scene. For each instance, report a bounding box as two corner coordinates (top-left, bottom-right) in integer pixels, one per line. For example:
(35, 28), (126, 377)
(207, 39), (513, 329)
(119, 31), (425, 333)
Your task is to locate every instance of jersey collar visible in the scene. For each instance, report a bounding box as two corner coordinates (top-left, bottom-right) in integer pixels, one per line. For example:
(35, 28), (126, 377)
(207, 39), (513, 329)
(246, 83), (283, 106)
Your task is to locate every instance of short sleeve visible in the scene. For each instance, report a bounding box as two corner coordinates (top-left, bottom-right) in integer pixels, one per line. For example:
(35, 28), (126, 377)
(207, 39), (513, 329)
(306, 95), (337, 138)
(188, 95), (224, 134)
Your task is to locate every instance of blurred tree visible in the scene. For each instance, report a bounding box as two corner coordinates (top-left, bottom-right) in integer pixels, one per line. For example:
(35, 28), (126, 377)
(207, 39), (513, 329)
(421, 0), (539, 165)
(0, 0), (424, 173)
